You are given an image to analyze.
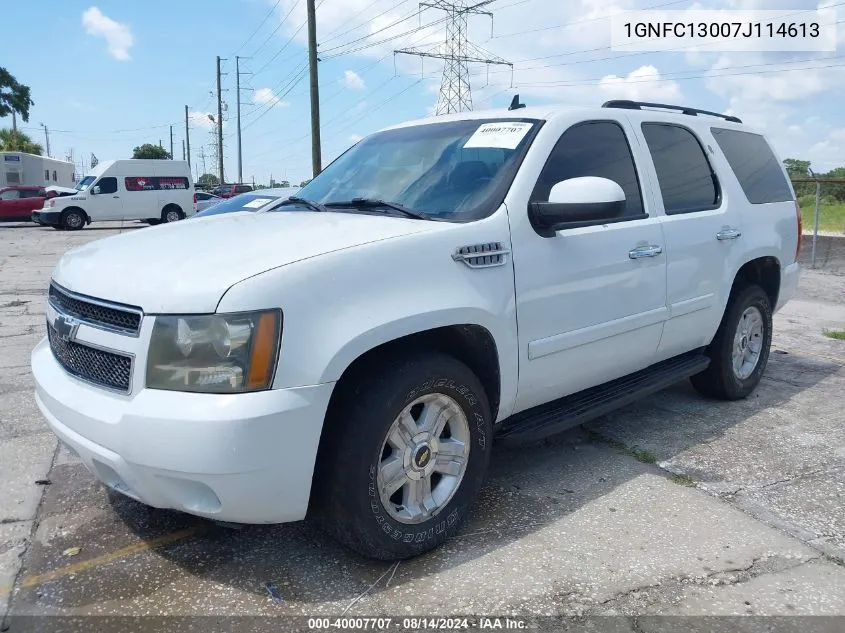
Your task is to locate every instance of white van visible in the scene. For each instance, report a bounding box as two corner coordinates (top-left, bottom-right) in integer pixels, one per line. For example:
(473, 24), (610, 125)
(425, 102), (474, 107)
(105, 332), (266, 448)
(32, 159), (194, 230)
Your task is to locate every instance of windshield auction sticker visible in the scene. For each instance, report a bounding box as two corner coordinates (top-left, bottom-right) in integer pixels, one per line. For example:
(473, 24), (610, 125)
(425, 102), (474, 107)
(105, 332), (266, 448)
(463, 122), (533, 150)
(243, 198), (273, 208)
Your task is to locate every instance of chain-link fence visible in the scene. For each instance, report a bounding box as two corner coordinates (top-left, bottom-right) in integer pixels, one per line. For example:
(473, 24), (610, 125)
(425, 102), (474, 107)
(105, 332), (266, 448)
(790, 178), (845, 269)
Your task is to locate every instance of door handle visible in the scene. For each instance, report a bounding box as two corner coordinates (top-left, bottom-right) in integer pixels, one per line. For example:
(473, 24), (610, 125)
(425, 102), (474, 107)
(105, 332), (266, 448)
(113, 195), (120, 199)
(716, 228), (741, 240)
(629, 245), (663, 259)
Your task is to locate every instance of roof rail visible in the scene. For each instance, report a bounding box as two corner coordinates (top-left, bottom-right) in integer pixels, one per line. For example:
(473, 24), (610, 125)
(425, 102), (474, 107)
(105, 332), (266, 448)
(601, 100), (742, 124)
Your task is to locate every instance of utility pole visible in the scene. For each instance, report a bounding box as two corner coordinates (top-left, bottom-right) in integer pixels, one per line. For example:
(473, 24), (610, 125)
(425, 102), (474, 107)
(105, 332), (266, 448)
(199, 145), (208, 176)
(216, 56), (226, 184)
(235, 56), (252, 185)
(159, 139), (163, 149)
(306, 0), (322, 177)
(395, 0), (512, 115)
(184, 105), (192, 169)
(39, 123), (51, 157)
(11, 111), (17, 133)
(182, 139), (186, 161)
(170, 125), (174, 159)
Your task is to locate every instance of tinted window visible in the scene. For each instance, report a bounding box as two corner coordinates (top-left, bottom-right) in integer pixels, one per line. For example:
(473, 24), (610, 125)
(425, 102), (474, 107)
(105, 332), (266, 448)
(0, 189), (20, 200)
(642, 123), (719, 214)
(196, 192), (211, 200)
(236, 185), (253, 193)
(710, 128), (793, 204)
(20, 189), (43, 198)
(531, 121), (644, 217)
(125, 176), (190, 191)
(96, 177), (118, 194)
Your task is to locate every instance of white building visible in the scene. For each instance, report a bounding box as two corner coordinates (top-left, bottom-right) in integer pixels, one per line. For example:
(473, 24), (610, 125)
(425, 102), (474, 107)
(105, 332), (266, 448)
(1, 152), (75, 188)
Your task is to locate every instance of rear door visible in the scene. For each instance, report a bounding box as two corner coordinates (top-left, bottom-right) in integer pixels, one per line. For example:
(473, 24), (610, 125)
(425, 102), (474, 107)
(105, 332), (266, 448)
(20, 188), (47, 214)
(632, 122), (746, 361)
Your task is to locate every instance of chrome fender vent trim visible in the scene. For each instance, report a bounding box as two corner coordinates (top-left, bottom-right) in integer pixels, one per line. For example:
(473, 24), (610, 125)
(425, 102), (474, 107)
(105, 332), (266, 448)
(452, 243), (510, 268)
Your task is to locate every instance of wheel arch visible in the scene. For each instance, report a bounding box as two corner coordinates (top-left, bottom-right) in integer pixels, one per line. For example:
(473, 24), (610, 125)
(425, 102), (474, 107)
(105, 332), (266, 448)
(731, 255), (780, 309)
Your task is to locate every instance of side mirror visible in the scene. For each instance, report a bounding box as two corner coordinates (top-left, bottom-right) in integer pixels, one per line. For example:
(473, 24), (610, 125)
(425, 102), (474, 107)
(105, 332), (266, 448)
(91, 186), (101, 195)
(529, 176), (626, 237)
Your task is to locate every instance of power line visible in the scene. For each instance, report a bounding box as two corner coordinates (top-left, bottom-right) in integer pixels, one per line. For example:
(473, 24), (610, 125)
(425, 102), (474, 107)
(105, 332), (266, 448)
(235, 0), (283, 54)
(251, 0), (306, 72)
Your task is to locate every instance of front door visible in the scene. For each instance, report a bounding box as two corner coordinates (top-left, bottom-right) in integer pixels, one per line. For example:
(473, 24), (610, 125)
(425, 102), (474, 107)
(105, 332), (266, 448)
(509, 119), (668, 413)
(88, 176), (123, 221)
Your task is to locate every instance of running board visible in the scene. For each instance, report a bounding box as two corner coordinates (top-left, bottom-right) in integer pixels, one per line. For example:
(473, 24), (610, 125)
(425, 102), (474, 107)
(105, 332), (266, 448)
(496, 350), (710, 445)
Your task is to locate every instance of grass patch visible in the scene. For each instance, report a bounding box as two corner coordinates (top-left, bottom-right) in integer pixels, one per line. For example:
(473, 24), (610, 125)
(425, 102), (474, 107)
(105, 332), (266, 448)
(669, 473), (696, 487)
(629, 446), (657, 464)
(823, 329), (845, 341)
(800, 203), (845, 233)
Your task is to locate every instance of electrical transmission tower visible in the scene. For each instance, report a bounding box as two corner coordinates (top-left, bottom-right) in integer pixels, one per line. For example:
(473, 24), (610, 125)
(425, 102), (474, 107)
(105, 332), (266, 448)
(395, 0), (512, 115)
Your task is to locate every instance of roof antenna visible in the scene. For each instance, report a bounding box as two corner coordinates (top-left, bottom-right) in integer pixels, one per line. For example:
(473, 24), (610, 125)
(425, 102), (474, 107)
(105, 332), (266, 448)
(508, 94), (525, 111)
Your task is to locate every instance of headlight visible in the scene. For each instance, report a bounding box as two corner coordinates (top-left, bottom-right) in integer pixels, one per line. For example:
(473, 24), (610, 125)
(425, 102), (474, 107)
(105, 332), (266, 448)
(146, 310), (282, 393)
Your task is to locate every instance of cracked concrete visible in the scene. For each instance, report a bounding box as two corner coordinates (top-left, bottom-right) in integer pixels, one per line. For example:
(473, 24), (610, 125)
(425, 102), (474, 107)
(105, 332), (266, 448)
(1, 223), (844, 620)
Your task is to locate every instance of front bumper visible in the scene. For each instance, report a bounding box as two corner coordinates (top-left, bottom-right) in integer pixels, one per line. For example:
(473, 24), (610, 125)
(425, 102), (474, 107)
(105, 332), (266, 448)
(32, 210), (61, 226)
(32, 337), (334, 523)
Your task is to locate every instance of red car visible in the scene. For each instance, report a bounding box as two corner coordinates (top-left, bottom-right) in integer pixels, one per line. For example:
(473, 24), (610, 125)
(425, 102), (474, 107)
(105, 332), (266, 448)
(0, 185), (47, 222)
(212, 183), (254, 199)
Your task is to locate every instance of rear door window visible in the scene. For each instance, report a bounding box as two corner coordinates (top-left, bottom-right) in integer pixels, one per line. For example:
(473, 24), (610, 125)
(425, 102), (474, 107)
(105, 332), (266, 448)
(710, 128), (793, 204)
(641, 123), (720, 215)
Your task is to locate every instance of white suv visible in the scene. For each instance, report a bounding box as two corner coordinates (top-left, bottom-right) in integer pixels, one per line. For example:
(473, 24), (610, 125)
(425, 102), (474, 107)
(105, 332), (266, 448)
(32, 99), (801, 560)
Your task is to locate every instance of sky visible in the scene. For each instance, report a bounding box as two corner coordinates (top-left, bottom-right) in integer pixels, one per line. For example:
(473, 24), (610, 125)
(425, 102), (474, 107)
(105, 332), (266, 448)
(3, 0), (843, 186)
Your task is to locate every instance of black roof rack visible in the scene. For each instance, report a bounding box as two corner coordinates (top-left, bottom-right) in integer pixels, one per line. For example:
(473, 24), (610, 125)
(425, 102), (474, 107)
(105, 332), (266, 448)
(601, 100), (742, 124)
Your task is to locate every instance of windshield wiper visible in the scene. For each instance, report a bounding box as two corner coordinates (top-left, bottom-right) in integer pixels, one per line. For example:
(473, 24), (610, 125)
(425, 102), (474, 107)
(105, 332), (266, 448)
(324, 198), (430, 220)
(274, 196), (327, 213)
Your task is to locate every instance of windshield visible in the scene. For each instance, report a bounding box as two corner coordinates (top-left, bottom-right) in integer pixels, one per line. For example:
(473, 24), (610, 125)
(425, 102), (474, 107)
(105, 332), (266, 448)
(194, 193), (282, 217)
(294, 118), (540, 222)
(75, 176), (96, 191)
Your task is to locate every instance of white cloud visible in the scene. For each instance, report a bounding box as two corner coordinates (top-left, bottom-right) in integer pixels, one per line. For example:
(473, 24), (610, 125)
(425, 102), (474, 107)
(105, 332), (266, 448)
(254, 87), (290, 108)
(188, 111), (218, 130)
(343, 70), (366, 90)
(598, 65), (684, 102)
(82, 7), (133, 61)
(349, 134), (363, 142)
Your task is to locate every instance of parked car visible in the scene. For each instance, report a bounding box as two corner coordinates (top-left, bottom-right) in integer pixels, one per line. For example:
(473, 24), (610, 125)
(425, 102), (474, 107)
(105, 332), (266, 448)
(194, 191), (222, 213)
(213, 183), (254, 198)
(32, 159), (194, 230)
(0, 185), (46, 222)
(31, 99), (801, 560)
(44, 185), (78, 199)
(193, 187), (300, 218)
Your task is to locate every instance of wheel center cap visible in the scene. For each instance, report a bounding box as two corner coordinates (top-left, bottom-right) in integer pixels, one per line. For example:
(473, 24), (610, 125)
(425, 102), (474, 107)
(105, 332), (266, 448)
(413, 444), (433, 469)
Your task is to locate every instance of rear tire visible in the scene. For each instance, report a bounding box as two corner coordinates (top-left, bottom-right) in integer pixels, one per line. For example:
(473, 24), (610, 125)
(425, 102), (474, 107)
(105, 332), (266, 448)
(691, 284), (772, 400)
(313, 353), (492, 560)
(61, 209), (86, 231)
(161, 205), (184, 223)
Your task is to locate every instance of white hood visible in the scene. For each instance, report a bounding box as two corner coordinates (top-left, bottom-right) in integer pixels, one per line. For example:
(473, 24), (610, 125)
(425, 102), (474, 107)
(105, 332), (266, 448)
(52, 211), (434, 313)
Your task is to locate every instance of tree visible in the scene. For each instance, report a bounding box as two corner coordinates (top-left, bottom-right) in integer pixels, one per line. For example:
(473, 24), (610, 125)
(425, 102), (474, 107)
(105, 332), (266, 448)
(299, 179), (311, 187)
(0, 68), (34, 123)
(783, 158), (811, 179)
(0, 128), (42, 154)
(132, 143), (171, 160)
(197, 173), (220, 186)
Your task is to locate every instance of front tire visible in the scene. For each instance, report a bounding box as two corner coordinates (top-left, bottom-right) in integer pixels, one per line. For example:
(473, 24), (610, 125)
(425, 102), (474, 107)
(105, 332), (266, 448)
(691, 284), (773, 400)
(161, 206), (184, 223)
(314, 353), (492, 560)
(61, 209), (85, 231)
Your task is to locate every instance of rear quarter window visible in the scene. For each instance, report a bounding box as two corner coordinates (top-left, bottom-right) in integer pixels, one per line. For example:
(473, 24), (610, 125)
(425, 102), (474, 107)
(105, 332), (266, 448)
(710, 128), (793, 204)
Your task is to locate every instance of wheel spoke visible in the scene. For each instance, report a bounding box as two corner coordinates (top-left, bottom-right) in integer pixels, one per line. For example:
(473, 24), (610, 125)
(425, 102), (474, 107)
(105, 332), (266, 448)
(417, 399), (449, 435)
(405, 477), (436, 517)
(379, 456), (407, 498)
(434, 453), (464, 477)
(437, 438), (466, 458)
(388, 413), (416, 451)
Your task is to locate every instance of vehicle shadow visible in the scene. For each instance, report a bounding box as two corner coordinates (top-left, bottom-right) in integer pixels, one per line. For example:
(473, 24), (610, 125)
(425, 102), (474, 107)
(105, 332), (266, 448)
(13, 349), (840, 614)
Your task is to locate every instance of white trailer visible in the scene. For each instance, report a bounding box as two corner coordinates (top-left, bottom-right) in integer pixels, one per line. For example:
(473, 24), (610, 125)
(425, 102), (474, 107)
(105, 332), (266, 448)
(1, 152), (75, 188)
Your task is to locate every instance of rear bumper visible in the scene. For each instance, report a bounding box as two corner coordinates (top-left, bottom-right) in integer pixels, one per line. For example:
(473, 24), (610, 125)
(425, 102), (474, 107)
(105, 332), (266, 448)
(775, 261), (800, 313)
(32, 210), (61, 226)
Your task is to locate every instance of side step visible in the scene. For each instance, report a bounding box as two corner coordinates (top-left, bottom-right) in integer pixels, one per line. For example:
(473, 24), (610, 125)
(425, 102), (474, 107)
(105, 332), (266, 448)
(496, 350), (710, 445)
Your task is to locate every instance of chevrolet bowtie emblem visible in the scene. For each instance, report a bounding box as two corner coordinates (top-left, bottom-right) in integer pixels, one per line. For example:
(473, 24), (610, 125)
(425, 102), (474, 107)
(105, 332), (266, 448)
(53, 313), (80, 342)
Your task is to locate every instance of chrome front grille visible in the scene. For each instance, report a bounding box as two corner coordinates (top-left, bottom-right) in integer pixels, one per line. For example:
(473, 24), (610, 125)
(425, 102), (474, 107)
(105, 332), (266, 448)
(47, 325), (132, 393)
(48, 283), (142, 336)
